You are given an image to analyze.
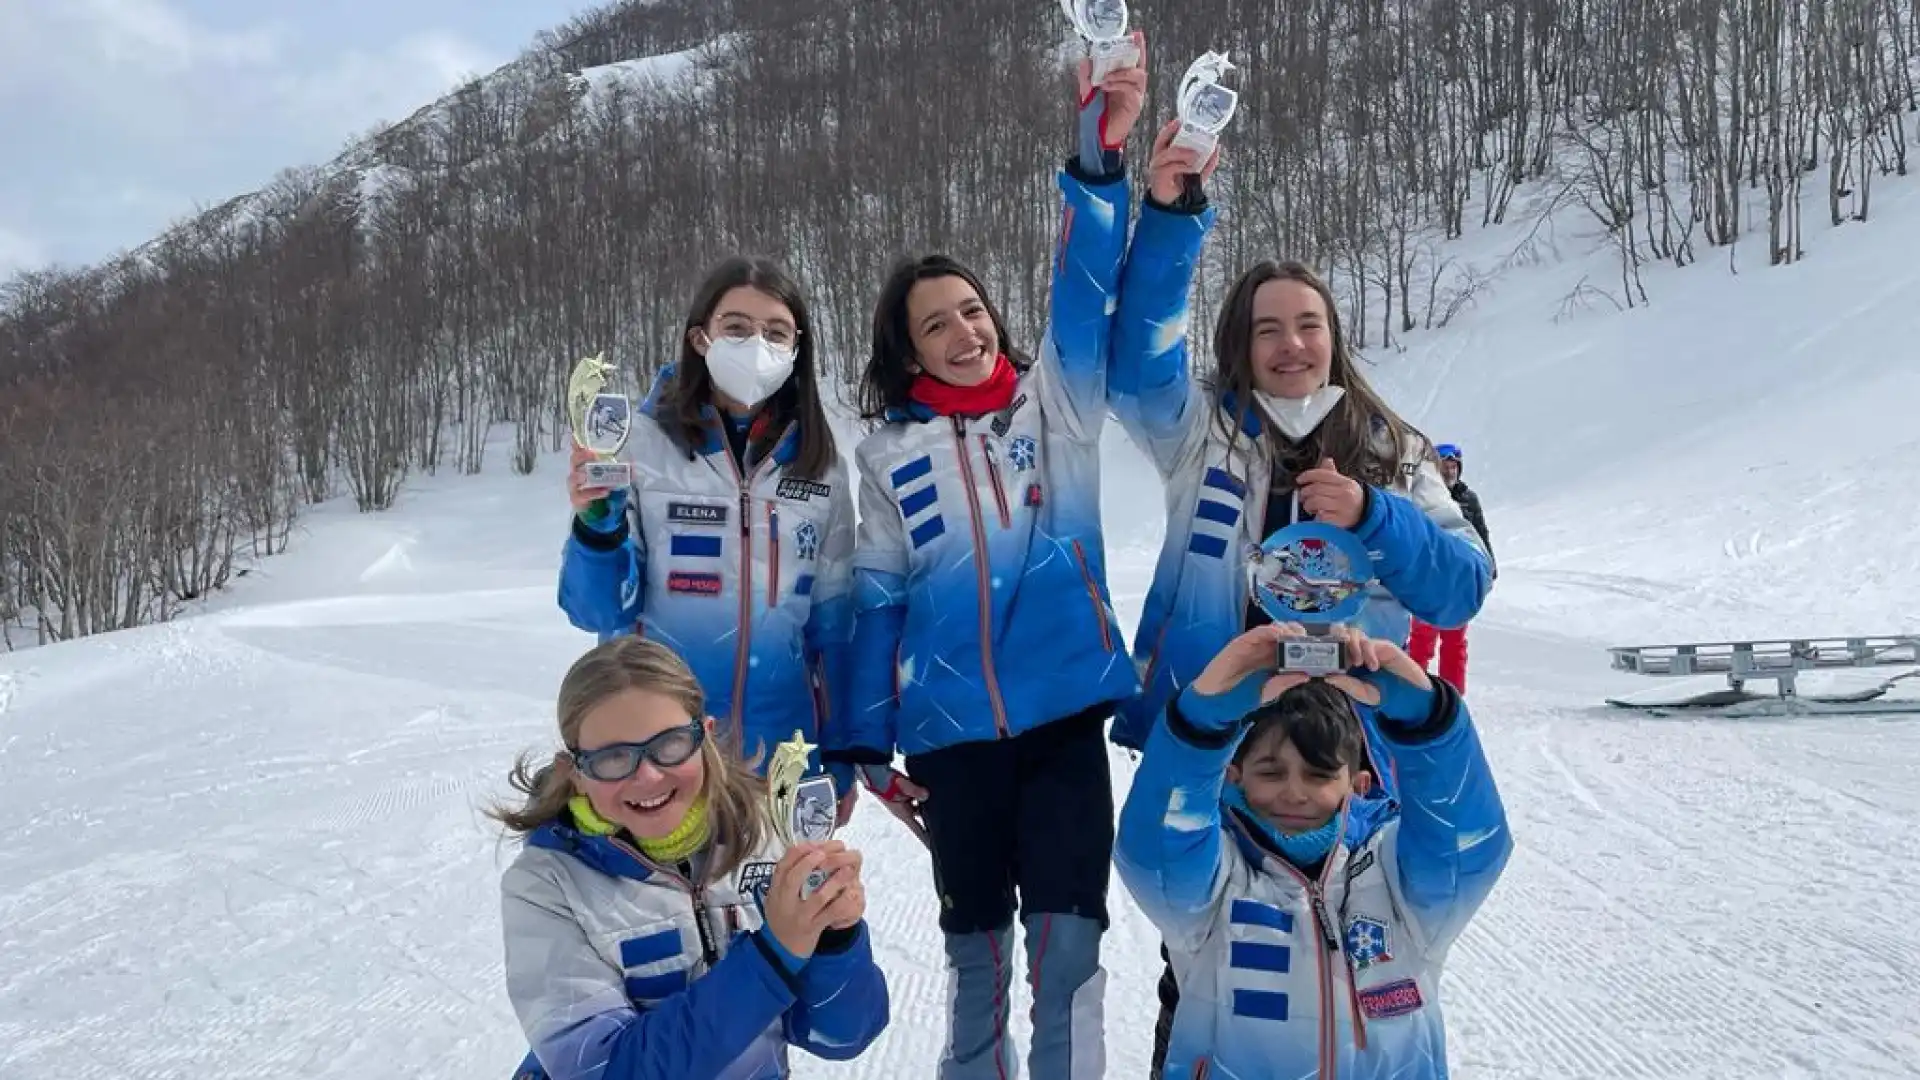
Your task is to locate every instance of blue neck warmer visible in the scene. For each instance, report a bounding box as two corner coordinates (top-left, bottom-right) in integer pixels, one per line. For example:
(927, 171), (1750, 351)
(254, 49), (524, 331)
(1225, 784), (1342, 869)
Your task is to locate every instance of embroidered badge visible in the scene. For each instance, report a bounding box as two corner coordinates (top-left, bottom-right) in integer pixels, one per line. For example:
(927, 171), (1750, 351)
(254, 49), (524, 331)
(1345, 916), (1393, 970)
(793, 519), (820, 560)
(667, 501), (728, 526)
(738, 860), (775, 904)
(1357, 977), (1424, 1019)
(667, 571), (723, 595)
(1007, 434), (1038, 471)
(777, 477), (831, 501)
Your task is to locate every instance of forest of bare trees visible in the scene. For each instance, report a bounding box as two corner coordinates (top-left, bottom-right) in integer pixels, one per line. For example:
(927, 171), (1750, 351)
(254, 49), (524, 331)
(2, 0), (1916, 647)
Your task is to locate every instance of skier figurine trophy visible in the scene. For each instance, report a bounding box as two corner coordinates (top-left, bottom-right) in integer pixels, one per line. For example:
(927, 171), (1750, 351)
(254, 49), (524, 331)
(1247, 519), (1376, 675)
(567, 352), (633, 491)
(1171, 50), (1240, 159)
(767, 730), (837, 898)
(1060, 0), (1139, 82)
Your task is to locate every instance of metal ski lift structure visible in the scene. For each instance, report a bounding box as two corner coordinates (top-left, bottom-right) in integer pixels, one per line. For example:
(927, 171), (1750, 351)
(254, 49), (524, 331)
(1605, 634), (1920, 715)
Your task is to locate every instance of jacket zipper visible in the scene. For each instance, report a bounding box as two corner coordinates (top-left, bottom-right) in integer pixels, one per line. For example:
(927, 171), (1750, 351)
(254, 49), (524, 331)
(609, 838), (721, 969)
(717, 418), (783, 735)
(1070, 538), (1114, 652)
(1259, 802), (1352, 1078)
(951, 418), (1009, 737)
(979, 434), (1011, 527)
(767, 502), (781, 609)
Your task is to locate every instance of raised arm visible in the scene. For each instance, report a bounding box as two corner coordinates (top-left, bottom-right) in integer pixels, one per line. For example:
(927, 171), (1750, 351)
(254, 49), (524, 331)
(1109, 123), (1220, 476)
(1033, 45), (1144, 442)
(1115, 628), (1277, 950)
(1357, 666), (1511, 953)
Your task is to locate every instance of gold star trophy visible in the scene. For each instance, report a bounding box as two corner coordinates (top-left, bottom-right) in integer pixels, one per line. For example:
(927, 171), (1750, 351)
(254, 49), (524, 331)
(768, 730), (838, 897)
(567, 352), (633, 491)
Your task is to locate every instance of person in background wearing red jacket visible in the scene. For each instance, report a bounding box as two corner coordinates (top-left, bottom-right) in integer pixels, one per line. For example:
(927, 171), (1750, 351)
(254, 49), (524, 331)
(1406, 442), (1492, 691)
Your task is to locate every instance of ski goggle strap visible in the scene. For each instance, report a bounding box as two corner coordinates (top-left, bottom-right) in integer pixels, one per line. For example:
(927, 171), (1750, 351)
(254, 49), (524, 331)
(1435, 443), (1461, 461)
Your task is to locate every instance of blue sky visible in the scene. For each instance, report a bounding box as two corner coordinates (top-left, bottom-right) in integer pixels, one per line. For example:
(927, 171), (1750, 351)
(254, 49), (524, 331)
(0, 0), (590, 275)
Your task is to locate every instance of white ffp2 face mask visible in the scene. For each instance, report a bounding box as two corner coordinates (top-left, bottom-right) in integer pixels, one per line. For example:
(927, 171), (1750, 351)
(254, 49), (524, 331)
(1254, 386), (1345, 440)
(704, 336), (795, 408)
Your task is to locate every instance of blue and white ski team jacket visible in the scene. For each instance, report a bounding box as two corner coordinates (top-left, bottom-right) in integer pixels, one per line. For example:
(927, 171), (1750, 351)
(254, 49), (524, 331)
(1106, 203), (1493, 751)
(1114, 684), (1511, 1080)
(831, 165), (1138, 761)
(501, 818), (890, 1080)
(557, 366), (855, 772)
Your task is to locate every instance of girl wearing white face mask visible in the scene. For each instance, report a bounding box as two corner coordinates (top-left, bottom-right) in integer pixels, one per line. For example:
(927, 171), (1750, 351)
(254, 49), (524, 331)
(1106, 136), (1495, 1079)
(559, 256), (860, 824)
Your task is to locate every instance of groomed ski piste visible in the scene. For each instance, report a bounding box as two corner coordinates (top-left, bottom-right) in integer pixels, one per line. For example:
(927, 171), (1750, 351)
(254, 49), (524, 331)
(5, 158), (1920, 1080)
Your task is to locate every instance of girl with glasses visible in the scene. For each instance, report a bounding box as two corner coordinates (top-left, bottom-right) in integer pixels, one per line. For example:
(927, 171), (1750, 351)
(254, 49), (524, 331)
(558, 257), (858, 818)
(493, 636), (890, 1080)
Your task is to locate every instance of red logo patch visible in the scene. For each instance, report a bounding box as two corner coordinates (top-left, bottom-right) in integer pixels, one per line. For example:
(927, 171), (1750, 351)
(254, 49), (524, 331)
(1356, 978), (1424, 1019)
(667, 571), (723, 595)
(1025, 483), (1043, 507)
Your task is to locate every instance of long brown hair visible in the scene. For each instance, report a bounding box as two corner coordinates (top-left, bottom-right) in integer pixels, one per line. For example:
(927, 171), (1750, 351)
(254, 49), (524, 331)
(1211, 261), (1431, 486)
(487, 637), (770, 882)
(654, 256), (837, 481)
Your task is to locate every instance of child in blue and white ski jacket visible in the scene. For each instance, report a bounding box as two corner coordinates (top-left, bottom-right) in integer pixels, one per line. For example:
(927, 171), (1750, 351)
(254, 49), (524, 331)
(822, 62), (1149, 1080)
(830, 179), (1136, 762)
(558, 259), (855, 788)
(497, 635), (889, 1080)
(1115, 627), (1511, 1080)
(1106, 192), (1491, 757)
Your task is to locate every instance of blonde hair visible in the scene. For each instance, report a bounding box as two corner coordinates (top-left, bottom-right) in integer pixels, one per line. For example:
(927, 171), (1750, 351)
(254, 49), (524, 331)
(487, 637), (770, 882)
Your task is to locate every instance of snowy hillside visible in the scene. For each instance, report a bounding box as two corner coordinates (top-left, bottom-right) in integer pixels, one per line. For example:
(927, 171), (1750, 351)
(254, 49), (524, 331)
(5, 182), (1920, 1080)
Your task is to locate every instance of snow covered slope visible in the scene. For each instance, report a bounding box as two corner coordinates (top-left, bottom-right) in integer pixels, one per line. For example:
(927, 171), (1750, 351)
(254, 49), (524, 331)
(5, 186), (1920, 1079)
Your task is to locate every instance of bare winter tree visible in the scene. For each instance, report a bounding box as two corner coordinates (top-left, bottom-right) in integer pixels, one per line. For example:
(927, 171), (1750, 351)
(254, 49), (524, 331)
(2, 0), (1917, 645)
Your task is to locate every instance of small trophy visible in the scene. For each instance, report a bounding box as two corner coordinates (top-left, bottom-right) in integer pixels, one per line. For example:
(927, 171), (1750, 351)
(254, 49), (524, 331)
(1247, 522), (1376, 675)
(567, 352), (633, 491)
(768, 730), (838, 898)
(1171, 50), (1240, 160)
(1060, 0), (1140, 83)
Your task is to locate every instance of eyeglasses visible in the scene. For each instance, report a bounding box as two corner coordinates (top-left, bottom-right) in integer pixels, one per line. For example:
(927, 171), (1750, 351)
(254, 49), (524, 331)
(570, 722), (706, 782)
(709, 316), (801, 353)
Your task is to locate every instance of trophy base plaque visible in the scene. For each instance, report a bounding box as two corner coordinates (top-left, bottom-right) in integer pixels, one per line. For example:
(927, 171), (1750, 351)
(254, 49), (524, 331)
(1088, 37), (1141, 83)
(579, 460), (631, 489)
(1280, 636), (1347, 677)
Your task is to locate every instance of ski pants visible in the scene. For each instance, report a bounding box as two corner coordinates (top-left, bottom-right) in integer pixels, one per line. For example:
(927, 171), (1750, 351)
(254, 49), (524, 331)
(1407, 617), (1470, 692)
(905, 705), (1115, 1080)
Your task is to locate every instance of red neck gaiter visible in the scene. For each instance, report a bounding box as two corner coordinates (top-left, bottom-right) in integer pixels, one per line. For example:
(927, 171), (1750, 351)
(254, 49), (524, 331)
(909, 354), (1018, 417)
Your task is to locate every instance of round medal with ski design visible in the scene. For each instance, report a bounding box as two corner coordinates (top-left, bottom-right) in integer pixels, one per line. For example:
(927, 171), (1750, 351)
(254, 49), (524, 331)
(1248, 522), (1374, 626)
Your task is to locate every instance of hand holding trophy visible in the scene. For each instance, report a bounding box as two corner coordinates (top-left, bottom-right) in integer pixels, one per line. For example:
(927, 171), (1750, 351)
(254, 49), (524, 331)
(1171, 50), (1240, 160)
(1060, 0), (1140, 83)
(767, 730), (841, 900)
(1245, 521), (1377, 676)
(566, 353), (633, 513)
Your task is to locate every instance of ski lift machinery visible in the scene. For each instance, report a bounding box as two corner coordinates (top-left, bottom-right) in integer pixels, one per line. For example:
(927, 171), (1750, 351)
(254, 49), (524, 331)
(1605, 634), (1920, 716)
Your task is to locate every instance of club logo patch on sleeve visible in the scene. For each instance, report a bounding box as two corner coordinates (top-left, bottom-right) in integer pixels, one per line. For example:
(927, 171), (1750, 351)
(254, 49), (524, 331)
(667, 501), (728, 526)
(1357, 977), (1424, 1019)
(667, 571), (723, 595)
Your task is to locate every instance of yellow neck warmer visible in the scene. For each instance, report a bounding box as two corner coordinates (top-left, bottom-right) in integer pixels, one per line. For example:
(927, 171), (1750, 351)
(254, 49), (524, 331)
(568, 793), (711, 865)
